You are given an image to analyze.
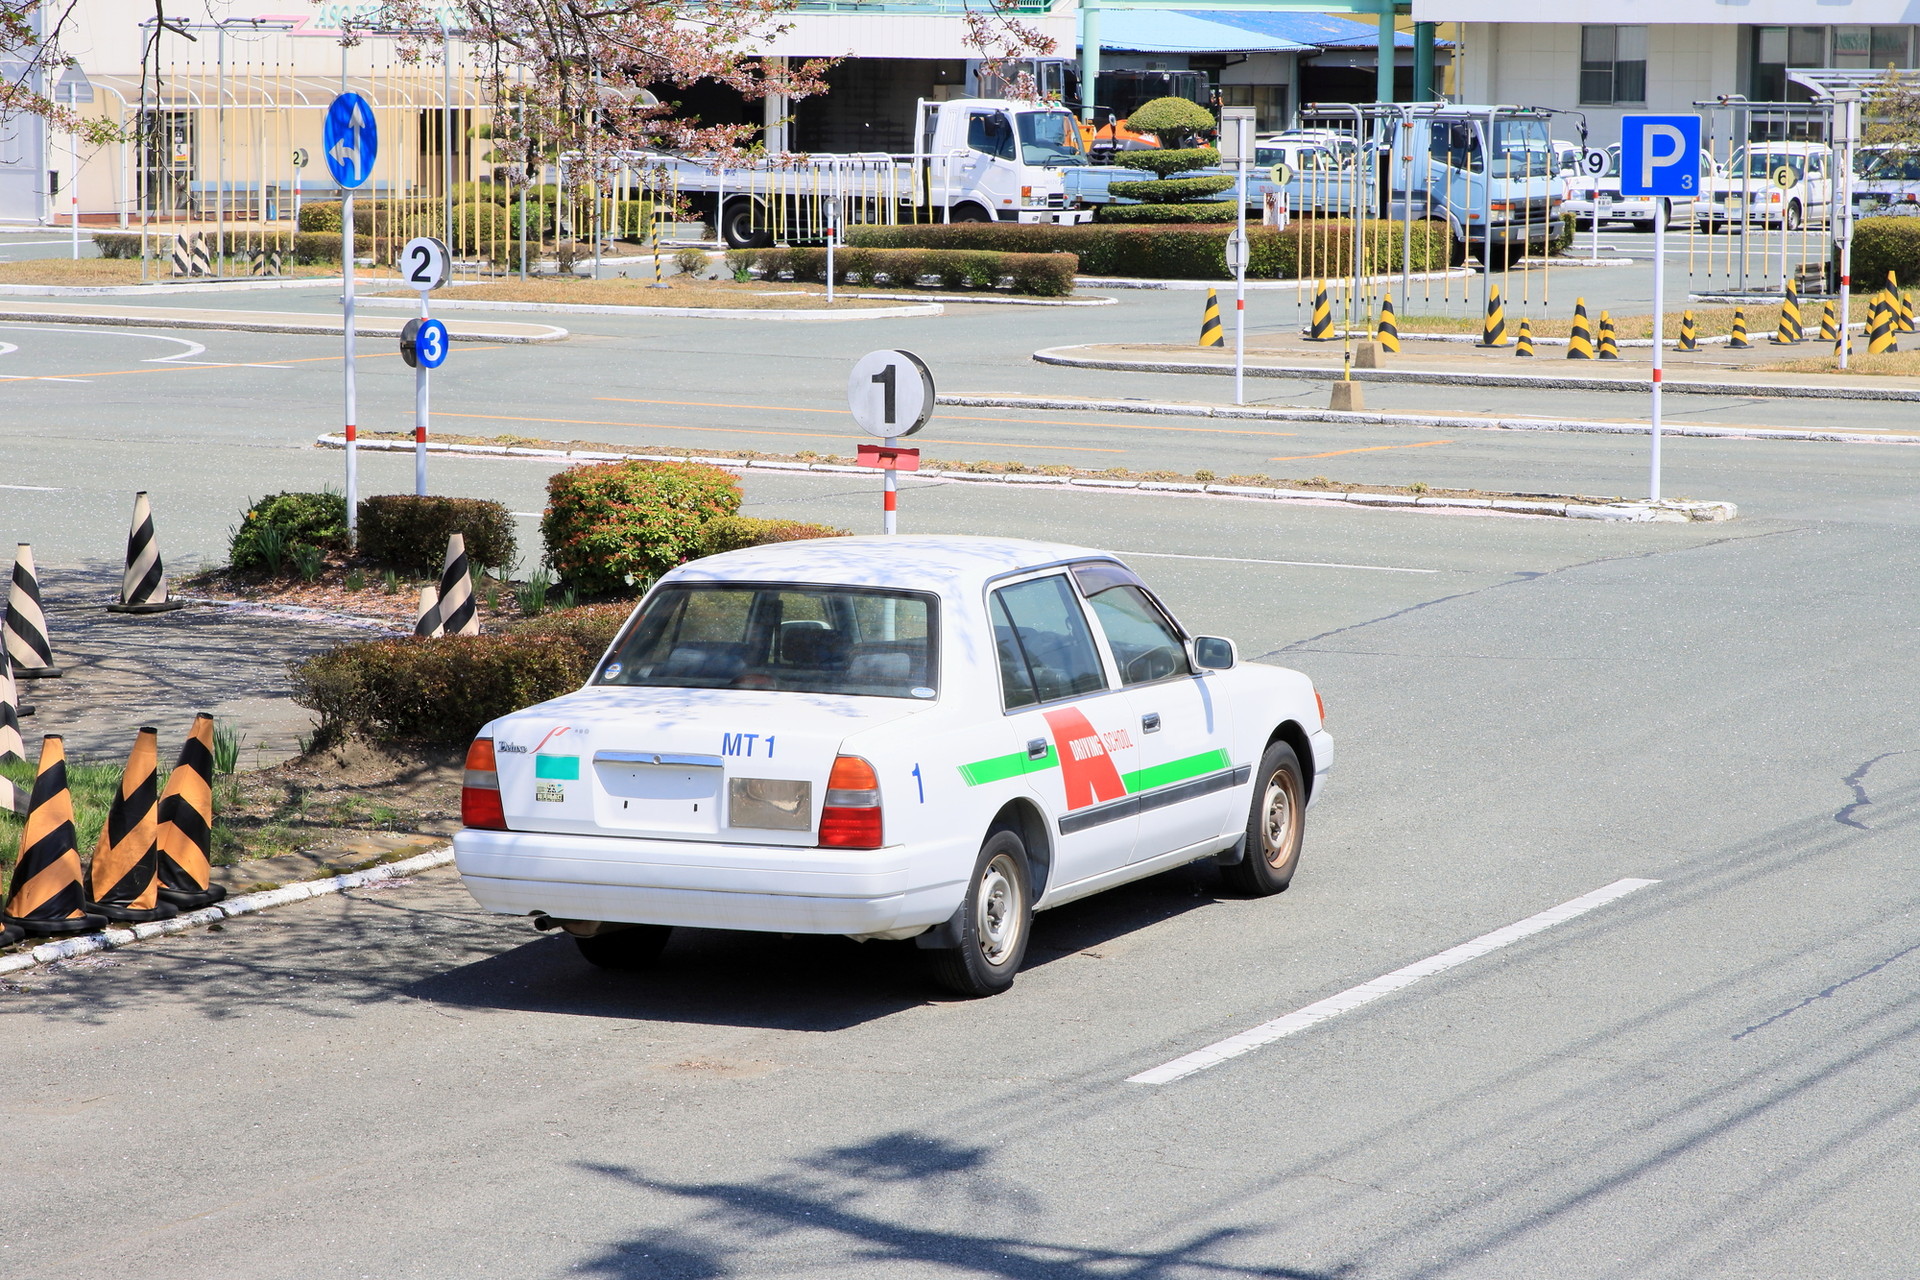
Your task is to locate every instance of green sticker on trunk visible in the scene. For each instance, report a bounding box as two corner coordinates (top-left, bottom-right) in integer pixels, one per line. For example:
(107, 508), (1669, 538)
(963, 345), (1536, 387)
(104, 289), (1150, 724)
(535, 754), (580, 780)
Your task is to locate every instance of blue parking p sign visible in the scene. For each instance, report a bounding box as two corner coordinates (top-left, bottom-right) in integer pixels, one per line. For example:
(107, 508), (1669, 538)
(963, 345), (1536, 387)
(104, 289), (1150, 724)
(1619, 114), (1701, 197)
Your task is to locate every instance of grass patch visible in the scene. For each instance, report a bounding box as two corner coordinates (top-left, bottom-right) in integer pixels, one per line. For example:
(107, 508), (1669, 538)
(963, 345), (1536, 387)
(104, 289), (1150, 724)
(1753, 349), (1920, 375)
(0, 257), (373, 286)
(1392, 304), (1792, 341)
(370, 276), (898, 310)
(0, 757), (120, 877)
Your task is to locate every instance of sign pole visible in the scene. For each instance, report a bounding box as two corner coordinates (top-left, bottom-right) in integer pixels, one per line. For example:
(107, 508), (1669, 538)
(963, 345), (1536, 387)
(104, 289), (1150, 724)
(415, 288), (430, 495)
(882, 435), (898, 534)
(1650, 209), (1664, 502)
(343, 188), (358, 535)
(1619, 114), (1697, 505)
(326, 91), (377, 540)
(1235, 115), (1248, 407)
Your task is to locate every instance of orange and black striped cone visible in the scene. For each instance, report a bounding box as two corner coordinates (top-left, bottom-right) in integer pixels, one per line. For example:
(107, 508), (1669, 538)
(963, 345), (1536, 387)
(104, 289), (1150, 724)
(85, 727), (178, 924)
(1199, 289), (1224, 348)
(154, 712), (226, 910)
(2, 736), (107, 937)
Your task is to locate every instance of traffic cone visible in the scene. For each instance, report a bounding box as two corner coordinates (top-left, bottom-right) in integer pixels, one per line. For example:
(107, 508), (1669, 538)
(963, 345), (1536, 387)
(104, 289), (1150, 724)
(0, 643), (29, 726)
(2, 736), (107, 937)
(1306, 281), (1333, 340)
(1818, 298), (1839, 345)
(1679, 309), (1697, 352)
(1375, 297), (1399, 353)
(107, 491), (187, 615)
(1773, 280), (1802, 344)
(85, 727), (178, 925)
(1198, 289), (1223, 348)
(5, 543), (60, 678)
(189, 233), (210, 277)
(1596, 311), (1620, 360)
(1868, 295), (1894, 354)
(0, 651), (24, 818)
(1729, 308), (1751, 349)
(1567, 298), (1594, 359)
(1514, 317), (1535, 357)
(437, 535), (478, 637)
(1478, 285), (1507, 348)
(154, 712), (226, 910)
(1900, 289), (1915, 333)
(414, 584), (443, 638)
(170, 234), (191, 278)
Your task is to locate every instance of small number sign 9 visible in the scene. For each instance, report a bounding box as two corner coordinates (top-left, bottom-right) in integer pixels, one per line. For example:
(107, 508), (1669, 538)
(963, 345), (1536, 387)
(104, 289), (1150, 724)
(848, 349), (935, 438)
(1581, 147), (1611, 177)
(402, 236), (451, 293)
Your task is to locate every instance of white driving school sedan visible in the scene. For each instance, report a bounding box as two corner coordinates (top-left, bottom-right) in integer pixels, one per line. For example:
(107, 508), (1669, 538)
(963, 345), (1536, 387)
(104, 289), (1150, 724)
(454, 536), (1331, 996)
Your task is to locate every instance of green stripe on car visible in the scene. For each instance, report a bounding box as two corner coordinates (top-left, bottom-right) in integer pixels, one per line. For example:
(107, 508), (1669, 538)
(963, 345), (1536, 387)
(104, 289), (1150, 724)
(1120, 749), (1232, 794)
(958, 744), (1060, 786)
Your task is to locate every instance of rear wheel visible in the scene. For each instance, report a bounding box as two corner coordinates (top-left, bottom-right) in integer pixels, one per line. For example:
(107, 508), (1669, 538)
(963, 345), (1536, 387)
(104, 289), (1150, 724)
(1784, 201), (1803, 231)
(1220, 741), (1305, 897)
(926, 830), (1032, 997)
(574, 924), (674, 971)
(720, 198), (773, 249)
(949, 203), (993, 224)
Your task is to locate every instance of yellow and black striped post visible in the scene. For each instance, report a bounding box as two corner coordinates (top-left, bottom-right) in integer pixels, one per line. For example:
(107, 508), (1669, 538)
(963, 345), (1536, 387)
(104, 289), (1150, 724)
(1479, 285), (1507, 347)
(1773, 280), (1802, 344)
(1306, 281), (1334, 340)
(1567, 298), (1594, 360)
(414, 584), (443, 638)
(1729, 308), (1751, 349)
(108, 491), (186, 615)
(1199, 288), (1224, 347)
(1514, 317), (1535, 357)
(85, 727), (178, 925)
(1868, 294), (1895, 354)
(1376, 297), (1400, 353)
(438, 534), (479, 637)
(5, 543), (60, 679)
(2, 736), (106, 937)
(155, 713), (226, 910)
(1818, 298), (1839, 345)
(1679, 310), (1697, 352)
(1596, 311), (1620, 360)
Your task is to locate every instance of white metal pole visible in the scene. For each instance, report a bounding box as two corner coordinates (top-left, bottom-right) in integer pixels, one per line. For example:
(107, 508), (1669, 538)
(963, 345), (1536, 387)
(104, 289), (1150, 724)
(69, 127), (79, 258)
(882, 436), (898, 535)
(1234, 116), (1248, 405)
(343, 188), (358, 536)
(415, 292), (429, 495)
(1837, 98), (1855, 371)
(1650, 211), (1664, 502)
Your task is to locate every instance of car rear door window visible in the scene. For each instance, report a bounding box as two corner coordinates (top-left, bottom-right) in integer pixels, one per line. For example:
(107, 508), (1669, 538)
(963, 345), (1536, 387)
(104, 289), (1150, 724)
(991, 575), (1107, 707)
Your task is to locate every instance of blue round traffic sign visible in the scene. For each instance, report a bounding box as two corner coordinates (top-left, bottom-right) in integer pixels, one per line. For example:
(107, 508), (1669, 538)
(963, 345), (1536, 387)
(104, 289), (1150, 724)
(323, 92), (378, 189)
(413, 318), (449, 369)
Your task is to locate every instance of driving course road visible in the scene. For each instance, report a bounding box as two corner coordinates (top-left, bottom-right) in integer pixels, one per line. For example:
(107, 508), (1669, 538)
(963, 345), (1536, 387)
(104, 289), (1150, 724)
(4, 272), (1920, 1278)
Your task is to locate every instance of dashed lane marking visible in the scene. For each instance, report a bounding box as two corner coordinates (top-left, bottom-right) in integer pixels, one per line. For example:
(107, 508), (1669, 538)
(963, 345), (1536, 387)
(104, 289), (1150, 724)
(1128, 877), (1659, 1085)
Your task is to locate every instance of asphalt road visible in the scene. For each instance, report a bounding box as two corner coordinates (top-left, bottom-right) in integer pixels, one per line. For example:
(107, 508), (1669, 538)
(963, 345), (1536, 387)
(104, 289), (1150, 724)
(5, 258), (1920, 1277)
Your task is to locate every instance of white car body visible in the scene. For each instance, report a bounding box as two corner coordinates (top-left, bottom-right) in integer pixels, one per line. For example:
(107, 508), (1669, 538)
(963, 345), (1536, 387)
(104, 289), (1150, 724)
(1701, 142), (1833, 230)
(454, 536), (1330, 943)
(1852, 147), (1920, 218)
(1561, 145), (1721, 230)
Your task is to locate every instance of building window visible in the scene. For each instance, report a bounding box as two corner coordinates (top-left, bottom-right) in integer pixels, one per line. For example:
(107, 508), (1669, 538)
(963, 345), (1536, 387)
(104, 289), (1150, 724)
(1218, 83), (1289, 134)
(1831, 25), (1911, 70)
(1580, 25), (1647, 106)
(1752, 26), (1829, 102)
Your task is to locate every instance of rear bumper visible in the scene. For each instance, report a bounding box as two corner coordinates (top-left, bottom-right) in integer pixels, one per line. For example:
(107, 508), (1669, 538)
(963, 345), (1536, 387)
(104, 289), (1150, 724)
(453, 828), (969, 935)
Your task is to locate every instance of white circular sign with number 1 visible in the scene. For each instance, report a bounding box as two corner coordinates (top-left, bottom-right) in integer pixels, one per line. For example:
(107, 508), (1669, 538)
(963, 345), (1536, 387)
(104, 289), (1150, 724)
(848, 349), (935, 439)
(402, 236), (450, 293)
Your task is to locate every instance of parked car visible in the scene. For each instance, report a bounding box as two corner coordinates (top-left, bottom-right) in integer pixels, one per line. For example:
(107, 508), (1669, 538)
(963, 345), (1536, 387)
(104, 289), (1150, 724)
(1699, 142), (1834, 231)
(1561, 144), (1721, 231)
(1852, 146), (1920, 217)
(453, 536), (1332, 997)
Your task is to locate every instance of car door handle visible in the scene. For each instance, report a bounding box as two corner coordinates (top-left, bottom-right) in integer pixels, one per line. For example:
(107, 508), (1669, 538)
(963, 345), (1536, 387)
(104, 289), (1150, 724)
(1141, 713), (1161, 733)
(1027, 737), (1049, 760)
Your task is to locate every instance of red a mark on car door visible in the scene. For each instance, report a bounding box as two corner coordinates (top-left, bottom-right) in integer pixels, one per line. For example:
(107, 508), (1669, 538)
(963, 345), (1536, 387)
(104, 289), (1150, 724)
(1041, 705), (1127, 811)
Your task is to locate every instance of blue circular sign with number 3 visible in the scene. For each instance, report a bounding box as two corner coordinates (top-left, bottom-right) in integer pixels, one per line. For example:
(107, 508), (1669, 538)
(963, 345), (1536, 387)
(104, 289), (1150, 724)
(415, 317), (449, 369)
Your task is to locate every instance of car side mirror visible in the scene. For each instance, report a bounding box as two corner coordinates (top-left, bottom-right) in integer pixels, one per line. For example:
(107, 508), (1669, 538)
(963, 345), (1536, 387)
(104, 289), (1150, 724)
(1192, 636), (1236, 670)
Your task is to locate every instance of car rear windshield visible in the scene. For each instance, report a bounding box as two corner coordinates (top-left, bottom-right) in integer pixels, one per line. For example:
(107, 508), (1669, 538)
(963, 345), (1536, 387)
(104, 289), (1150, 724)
(595, 584), (938, 699)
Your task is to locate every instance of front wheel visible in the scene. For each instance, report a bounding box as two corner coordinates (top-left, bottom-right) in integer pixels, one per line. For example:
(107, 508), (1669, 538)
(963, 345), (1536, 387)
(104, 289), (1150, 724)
(925, 830), (1033, 997)
(574, 924), (674, 971)
(1784, 201), (1803, 232)
(720, 198), (773, 249)
(1220, 741), (1305, 897)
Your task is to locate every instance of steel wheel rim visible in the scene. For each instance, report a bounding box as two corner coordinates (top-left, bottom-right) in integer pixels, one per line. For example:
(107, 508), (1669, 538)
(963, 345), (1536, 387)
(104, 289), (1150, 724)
(976, 853), (1022, 966)
(1260, 772), (1298, 868)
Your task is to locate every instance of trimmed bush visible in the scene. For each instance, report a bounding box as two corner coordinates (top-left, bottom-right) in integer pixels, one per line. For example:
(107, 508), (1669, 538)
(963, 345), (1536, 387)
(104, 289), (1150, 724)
(738, 246), (1076, 296)
(451, 180), (509, 205)
(1111, 147), (1221, 179)
(357, 495), (517, 573)
(451, 201), (512, 255)
(1107, 175), (1236, 204)
(289, 232), (375, 265)
(292, 603), (634, 744)
(1851, 214), (1920, 287)
(93, 232), (148, 259)
(542, 459), (742, 596)
(1127, 97), (1216, 149)
(1096, 202), (1238, 225)
(230, 491), (349, 573)
(696, 516), (849, 558)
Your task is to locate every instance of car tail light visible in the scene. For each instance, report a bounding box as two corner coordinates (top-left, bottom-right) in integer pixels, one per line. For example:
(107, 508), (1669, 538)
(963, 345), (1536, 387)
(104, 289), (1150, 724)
(1315, 689), (1327, 725)
(819, 755), (882, 849)
(462, 736), (508, 830)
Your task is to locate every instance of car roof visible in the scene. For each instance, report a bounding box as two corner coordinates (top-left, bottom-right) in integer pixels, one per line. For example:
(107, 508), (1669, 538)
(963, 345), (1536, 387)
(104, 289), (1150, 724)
(664, 535), (1120, 595)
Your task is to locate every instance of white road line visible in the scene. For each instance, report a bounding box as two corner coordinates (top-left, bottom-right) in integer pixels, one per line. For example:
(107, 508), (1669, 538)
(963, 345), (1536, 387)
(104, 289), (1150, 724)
(0, 484), (62, 491)
(1128, 877), (1660, 1086)
(1114, 548), (1440, 575)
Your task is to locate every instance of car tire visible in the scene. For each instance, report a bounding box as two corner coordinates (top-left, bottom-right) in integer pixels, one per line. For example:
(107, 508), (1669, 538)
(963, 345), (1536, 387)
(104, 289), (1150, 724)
(950, 203), (993, 224)
(926, 830), (1033, 998)
(1220, 741), (1305, 897)
(574, 924), (673, 971)
(1784, 201), (1803, 231)
(720, 199), (774, 249)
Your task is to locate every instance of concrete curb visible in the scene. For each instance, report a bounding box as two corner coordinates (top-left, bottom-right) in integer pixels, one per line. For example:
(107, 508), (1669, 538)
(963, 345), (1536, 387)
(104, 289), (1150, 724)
(314, 435), (1733, 522)
(351, 294), (942, 322)
(0, 306), (569, 342)
(1030, 344), (1920, 403)
(0, 845), (453, 978)
(938, 392), (1920, 447)
(1074, 267), (1474, 291)
(0, 277), (347, 297)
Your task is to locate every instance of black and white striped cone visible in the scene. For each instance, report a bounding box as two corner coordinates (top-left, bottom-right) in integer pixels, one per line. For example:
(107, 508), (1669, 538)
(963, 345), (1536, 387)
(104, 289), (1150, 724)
(437, 535), (478, 637)
(268, 248), (283, 276)
(170, 234), (191, 277)
(5, 544), (60, 678)
(414, 584), (443, 638)
(107, 491), (185, 615)
(189, 233), (211, 276)
(84, 727), (178, 924)
(2, 736), (107, 937)
(0, 648), (24, 817)
(0, 642), (32, 722)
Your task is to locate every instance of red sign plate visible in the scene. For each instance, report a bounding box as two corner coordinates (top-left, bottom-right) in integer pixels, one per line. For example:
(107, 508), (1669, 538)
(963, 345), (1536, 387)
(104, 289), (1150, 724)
(855, 443), (921, 472)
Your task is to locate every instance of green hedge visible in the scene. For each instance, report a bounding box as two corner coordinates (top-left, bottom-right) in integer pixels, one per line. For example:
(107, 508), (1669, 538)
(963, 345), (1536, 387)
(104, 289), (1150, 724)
(290, 605), (631, 745)
(542, 459), (742, 597)
(1111, 147), (1221, 179)
(91, 231), (371, 265)
(847, 221), (1448, 280)
(696, 516), (848, 558)
(357, 495), (517, 573)
(1107, 176), (1237, 204)
(1850, 216), (1920, 288)
(735, 246), (1077, 296)
(1095, 202), (1238, 225)
(230, 492), (349, 574)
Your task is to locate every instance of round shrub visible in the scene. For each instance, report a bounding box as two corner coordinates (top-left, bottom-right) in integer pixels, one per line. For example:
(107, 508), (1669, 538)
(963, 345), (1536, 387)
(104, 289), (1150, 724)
(696, 516), (848, 558)
(451, 201), (511, 255)
(230, 491), (349, 574)
(1851, 215), (1920, 289)
(1127, 97), (1216, 149)
(357, 495), (518, 573)
(542, 459), (742, 596)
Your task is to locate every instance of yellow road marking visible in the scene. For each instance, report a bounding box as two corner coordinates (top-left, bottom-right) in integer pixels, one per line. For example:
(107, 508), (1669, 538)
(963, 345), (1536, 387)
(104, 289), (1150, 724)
(593, 396), (1297, 438)
(1270, 440), (1452, 462)
(439, 412), (1125, 453)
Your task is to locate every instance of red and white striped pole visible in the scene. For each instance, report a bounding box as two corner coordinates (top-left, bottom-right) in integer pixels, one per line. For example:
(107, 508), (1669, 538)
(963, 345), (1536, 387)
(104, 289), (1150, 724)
(882, 436), (898, 535)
